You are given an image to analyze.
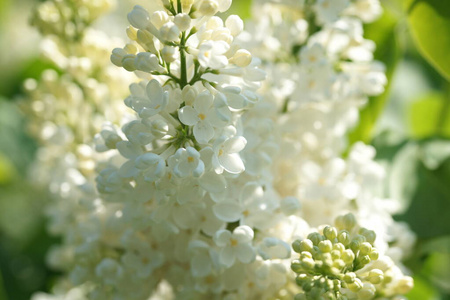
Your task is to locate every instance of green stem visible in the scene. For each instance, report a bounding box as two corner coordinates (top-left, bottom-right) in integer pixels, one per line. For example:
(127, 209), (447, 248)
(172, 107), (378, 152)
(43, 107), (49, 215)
(180, 32), (188, 89)
(177, 0), (182, 14)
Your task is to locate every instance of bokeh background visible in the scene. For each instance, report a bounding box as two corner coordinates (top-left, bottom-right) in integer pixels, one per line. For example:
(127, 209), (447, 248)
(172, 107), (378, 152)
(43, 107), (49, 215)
(0, 0), (449, 299)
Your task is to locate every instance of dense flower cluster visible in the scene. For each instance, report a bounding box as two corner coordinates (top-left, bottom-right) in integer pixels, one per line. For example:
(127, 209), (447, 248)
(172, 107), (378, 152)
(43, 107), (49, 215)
(22, 0), (133, 277)
(24, 0), (415, 299)
(244, 0), (414, 262)
(291, 213), (413, 299)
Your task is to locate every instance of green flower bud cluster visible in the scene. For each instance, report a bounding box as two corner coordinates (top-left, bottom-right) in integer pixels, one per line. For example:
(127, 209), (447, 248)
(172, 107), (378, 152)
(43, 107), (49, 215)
(31, 0), (115, 41)
(290, 213), (387, 300)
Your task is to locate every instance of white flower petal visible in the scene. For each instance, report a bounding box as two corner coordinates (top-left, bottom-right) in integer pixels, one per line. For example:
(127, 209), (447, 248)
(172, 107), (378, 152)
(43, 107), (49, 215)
(194, 92), (214, 113)
(199, 171), (227, 194)
(235, 243), (255, 264)
(191, 253), (212, 277)
(213, 202), (241, 222)
(224, 136), (247, 153)
(219, 153), (245, 174)
(233, 225), (254, 243)
(146, 79), (164, 101)
(194, 121), (215, 144)
(214, 230), (232, 247)
(179, 106), (199, 126)
(220, 247), (236, 267)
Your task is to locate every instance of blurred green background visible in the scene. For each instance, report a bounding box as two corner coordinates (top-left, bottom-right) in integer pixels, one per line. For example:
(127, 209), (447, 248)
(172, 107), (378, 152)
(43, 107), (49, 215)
(1, 0), (450, 299)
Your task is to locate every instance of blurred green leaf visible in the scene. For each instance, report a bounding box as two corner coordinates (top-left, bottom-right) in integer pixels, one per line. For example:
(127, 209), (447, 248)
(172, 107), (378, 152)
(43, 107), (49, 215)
(409, 92), (450, 139)
(223, 0), (252, 19)
(396, 155), (450, 238)
(406, 276), (440, 300)
(422, 236), (450, 254)
(422, 252), (450, 293)
(348, 7), (401, 144)
(389, 142), (421, 213)
(406, 0), (450, 81)
(0, 152), (16, 185)
(0, 100), (36, 174)
(0, 0), (10, 23)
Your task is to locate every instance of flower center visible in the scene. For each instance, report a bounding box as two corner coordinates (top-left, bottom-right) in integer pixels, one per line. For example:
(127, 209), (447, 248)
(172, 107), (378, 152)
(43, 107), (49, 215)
(187, 156), (195, 163)
(230, 238), (238, 246)
(198, 113), (206, 120)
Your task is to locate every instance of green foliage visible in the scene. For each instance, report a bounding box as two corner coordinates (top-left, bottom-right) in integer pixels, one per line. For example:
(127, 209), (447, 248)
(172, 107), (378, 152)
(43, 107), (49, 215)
(222, 0), (252, 19)
(406, 276), (440, 300)
(409, 92), (450, 139)
(396, 150), (450, 238)
(348, 8), (401, 144)
(406, 0), (450, 81)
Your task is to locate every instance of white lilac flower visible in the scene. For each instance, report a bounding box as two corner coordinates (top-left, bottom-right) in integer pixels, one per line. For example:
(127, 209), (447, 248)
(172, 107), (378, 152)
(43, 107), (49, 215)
(214, 225), (256, 267)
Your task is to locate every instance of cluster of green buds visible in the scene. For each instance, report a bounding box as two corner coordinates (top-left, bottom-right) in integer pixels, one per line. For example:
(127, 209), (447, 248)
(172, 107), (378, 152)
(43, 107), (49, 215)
(291, 213), (406, 300)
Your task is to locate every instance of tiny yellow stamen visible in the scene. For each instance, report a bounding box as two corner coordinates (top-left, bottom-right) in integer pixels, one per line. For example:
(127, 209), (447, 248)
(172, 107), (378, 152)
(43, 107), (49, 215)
(230, 238), (238, 246)
(198, 113), (206, 120)
(187, 156), (195, 163)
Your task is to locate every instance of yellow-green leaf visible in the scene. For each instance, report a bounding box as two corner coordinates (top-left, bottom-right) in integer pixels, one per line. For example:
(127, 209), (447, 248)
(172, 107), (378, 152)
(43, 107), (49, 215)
(407, 0), (450, 81)
(409, 92), (450, 139)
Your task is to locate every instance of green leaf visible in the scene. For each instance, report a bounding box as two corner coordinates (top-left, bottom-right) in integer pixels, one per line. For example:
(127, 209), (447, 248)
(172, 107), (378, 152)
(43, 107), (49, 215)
(406, 276), (440, 300)
(348, 7), (401, 144)
(406, 0), (450, 81)
(0, 153), (16, 185)
(422, 252), (450, 293)
(409, 92), (450, 139)
(221, 0), (252, 20)
(396, 155), (450, 238)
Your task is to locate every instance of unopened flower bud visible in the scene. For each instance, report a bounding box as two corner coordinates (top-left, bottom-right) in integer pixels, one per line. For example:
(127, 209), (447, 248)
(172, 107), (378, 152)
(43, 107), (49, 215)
(319, 240), (333, 253)
(128, 5), (150, 30)
(174, 13), (191, 31)
(182, 85), (197, 106)
(230, 49), (252, 67)
(199, 0), (219, 16)
(396, 276), (414, 294)
(323, 226), (337, 240)
(111, 48), (127, 67)
(342, 249), (355, 264)
(126, 26), (138, 40)
(137, 30), (157, 54)
(135, 52), (165, 73)
(160, 22), (180, 42)
(359, 255), (371, 266)
(358, 283), (376, 300)
(359, 242), (372, 256)
(150, 119), (169, 138)
(360, 229), (376, 244)
(124, 43), (138, 54)
(368, 269), (384, 284)
(162, 46), (177, 63)
(225, 15), (244, 36)
(348, 278), (363, 292)
(343, 272), (356, 283)
(122, 54), (137, 71)
(338, 230), (351, 246)
(181, 0), (194, 12)
(151, 11), (170, 29)
(307, 232), (324, 246)
(369, 249), (379, 261)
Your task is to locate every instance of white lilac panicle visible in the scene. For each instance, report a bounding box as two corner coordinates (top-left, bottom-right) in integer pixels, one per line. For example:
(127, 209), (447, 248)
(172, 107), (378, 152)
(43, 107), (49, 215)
(243, 0), (414, 298)
(23, 0), (135, 298)
(59, 1), (309, 299)
(29, 0), (415, 299)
